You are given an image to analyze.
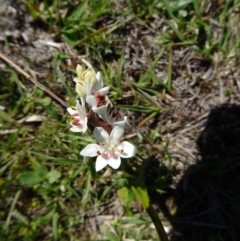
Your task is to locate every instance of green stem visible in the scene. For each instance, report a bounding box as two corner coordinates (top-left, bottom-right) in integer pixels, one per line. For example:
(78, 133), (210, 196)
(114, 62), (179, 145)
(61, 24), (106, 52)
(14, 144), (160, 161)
(131, 185), (169, 241)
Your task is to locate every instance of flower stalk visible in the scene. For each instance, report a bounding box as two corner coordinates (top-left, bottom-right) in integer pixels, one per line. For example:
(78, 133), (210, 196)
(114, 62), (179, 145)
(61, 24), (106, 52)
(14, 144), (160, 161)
(131, 185), (169, 241)
(128, 164), (169, 241)
(66, 59), (168, 240)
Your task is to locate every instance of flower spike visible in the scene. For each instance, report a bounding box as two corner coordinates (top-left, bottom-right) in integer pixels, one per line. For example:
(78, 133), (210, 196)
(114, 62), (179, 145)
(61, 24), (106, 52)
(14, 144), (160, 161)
(67, 59), (138, 171)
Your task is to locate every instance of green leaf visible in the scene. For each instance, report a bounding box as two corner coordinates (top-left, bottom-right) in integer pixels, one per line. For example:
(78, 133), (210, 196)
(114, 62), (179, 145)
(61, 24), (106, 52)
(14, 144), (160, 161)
(37, 97), (52, 107)
(24, 1), (39, 19)
(19, 171), (46, 186)
(19, 165), (48, 186)
(106, 230), (120, 241)
(0, 109), (13, 123)
(131, 186), (150, 209)
(47, 170), (61, 184)
(192, 0), (201, 16)
(162, 0), (180, 23)
(117, 186), (135, 205)
(52, 212), (59, 240)
(12, 210), (29, 225)
(178, 0), (193, 8)
(66, 1), (88, 20)
(33, 164), (48, 173)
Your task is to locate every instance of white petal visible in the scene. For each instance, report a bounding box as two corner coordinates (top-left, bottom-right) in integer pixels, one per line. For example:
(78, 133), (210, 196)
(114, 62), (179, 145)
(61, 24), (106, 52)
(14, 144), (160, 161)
(69, 117), (88, 133)
(111, 116), (127, 127)
(86, 95), (97, 108)
(96, 156), (108, 171)
(75, 81), (86, 97)
(80, 144), (99, 157)
(80, 97), (86, 112)
(76, 64), (84, 79)
(118, 141), (138, 158)
(98, 86), (110, 95)
(67, 107), (77, 115)
(107, 155), (121, 169)
(76, 99), (86, 117)
(70, 126), (84, 132)
(86, 78), (93, 96)
(94, 71), (103, 91)
(92, 105), (107, 115)
(93, 127), (109, 144)
(81, 117), (88, 133)
(80, 97), (85, 105)
(98, 107), (110, 122)
(110, 126), (124, 144)
(73, 77), (80, 83)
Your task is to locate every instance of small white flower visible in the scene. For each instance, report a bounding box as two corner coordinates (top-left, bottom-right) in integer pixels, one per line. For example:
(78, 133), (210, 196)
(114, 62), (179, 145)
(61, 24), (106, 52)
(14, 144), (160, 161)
(86, 84), (110, 115)
(100, 107), (127, 128)
(80, 126), (138, 171)
(67, 98), (88, 133)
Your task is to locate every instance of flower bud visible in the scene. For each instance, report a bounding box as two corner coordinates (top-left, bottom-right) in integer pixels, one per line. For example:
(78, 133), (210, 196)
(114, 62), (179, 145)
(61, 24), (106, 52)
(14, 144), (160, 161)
(74, 64), (97, 97)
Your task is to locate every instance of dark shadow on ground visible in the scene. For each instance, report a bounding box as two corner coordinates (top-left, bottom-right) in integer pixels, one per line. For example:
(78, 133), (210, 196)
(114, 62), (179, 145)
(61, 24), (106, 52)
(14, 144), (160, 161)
(169, 104), (240, 241)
